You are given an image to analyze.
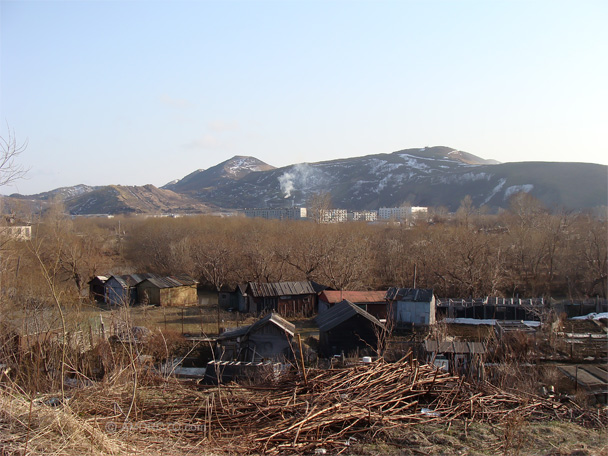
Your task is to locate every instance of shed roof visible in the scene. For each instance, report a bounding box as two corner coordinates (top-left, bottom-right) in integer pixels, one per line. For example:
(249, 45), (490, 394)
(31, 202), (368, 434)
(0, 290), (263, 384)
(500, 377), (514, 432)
(247, 281), (316, 298)
(495, 321), (539, 334)
(236, 283), (248, 295)
(386, 287), (434, 303)
(424, 340), (486, 355)
(139, 275), (198, 289)
(107, 273), (160, 288)
(319, 290), (387, 304)
(219, 312), (295, 340)
(316, 299), (386, 333)
(88, 276), (108, 284)
(558, 365), (608, 390)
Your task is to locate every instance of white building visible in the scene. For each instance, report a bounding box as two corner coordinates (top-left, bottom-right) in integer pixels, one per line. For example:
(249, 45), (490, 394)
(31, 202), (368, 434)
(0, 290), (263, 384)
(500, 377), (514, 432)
(319, 209), (348, 223)
(378, 206), (428, 221)
(242, 207), (307, 220)
(348, 211), (378, 222)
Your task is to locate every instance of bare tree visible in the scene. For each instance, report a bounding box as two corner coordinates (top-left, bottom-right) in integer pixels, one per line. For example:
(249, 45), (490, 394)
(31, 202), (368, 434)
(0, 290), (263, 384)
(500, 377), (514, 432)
(0, 126), (28, 188)
(307, 191), (333, 224)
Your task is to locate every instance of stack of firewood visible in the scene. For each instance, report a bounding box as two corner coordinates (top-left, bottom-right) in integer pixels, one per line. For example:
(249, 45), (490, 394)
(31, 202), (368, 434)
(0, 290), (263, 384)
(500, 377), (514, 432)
(74, 358), (605, 454)
(188, 359), (605, 454)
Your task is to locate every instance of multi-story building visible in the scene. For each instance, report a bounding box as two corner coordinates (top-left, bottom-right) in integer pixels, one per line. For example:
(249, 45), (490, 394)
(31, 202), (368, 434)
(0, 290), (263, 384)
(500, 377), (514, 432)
(378, 206), (428, 221)
(348, 210), (378, 222)
(319, 209), (348, 224)
(242, 207), (307, 220)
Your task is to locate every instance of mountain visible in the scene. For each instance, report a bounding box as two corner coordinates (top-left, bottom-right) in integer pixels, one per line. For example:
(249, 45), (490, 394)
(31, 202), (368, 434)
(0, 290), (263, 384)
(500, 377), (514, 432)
(64, 185), (212, 215)
(3, 147), (606, 215)
(9, 184), (99, 201)
(169, 146), (606, 212)
(2, 184), (212, 216)
(162, 156), (275, 194)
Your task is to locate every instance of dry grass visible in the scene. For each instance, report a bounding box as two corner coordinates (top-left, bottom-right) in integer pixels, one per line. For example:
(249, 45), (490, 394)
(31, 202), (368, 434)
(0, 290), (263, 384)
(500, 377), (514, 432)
(352, 420), (608, 456)
(0, 385), (133, 456)
(1, 367), (606, 456)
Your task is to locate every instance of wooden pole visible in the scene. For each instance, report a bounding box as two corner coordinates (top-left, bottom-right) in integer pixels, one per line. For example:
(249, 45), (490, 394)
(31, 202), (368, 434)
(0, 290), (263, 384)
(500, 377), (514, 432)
(297, 334), (308, 386)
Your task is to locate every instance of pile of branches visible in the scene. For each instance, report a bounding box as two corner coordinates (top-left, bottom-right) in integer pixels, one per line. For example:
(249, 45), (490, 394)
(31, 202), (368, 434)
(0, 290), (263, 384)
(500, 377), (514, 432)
(72, 358), (606, 454)
(198, 359), (604, 454)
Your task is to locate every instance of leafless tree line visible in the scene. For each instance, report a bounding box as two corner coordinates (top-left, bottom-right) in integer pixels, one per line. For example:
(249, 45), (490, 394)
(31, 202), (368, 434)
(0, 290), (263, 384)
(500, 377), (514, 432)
(120, 193), (606, 299)
(1, 194), (606, 310)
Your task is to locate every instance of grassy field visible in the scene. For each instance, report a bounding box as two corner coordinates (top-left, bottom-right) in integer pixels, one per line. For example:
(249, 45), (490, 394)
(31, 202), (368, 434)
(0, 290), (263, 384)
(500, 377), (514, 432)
(73, 301), (259, 337)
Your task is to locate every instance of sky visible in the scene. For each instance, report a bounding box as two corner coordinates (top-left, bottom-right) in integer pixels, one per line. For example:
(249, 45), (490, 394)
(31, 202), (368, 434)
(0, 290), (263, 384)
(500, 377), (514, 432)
(1, 0), (607, 195)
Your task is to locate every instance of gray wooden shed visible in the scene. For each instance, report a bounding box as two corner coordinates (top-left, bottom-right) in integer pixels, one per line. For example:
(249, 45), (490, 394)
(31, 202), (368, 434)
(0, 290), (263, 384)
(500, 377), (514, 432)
(316, 299), (386, 358)
(216, 312), (295, 362)
(386, 288), (436, 326)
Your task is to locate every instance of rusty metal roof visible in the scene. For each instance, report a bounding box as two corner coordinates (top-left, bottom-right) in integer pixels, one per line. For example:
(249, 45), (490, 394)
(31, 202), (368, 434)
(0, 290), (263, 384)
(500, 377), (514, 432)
(316, 299), (386, 333)
(386, 287), (434, 303)
(320, 290), (387, 304)
(247, 281), (316, 298)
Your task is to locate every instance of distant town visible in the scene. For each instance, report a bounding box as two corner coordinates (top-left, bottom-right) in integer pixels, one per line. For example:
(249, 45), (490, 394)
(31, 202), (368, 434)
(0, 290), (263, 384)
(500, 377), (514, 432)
(242, 205), (429, 223)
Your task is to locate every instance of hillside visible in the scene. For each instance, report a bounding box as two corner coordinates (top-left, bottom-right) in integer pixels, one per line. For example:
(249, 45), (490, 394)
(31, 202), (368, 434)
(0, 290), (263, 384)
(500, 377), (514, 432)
(169, 147), (606, 212)
(4, 146), (607, 214)
(163, 156), (275, 194)
(64, 184), (211, 215)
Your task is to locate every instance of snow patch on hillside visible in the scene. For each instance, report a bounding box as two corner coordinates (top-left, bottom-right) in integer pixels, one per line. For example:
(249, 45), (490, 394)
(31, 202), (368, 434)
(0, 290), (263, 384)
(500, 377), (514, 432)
(504, 184), (534, 199)
(482, 178), (507, 205)
(226, 157), (266, 176)
(367, 159), (402, 174)
(397, 154), (431, 171)
(460, 172), (491, 182)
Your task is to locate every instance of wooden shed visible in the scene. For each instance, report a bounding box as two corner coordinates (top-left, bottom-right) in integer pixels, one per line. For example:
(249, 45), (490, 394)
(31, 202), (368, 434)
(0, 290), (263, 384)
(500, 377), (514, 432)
(423, 340), (487, 377)
(137, 275), (198, 307)
(88, 276), (108, 302)
(316, 299), (386, 358)
(216, 312), (295, 362)
(104, 274), (158, 307)
(245, 281), (317, 317)
(386, 288), (436, 326)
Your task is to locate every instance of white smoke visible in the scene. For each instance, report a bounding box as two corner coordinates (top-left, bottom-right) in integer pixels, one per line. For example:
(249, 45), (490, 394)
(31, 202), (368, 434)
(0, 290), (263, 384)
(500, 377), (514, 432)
(278, 164), (317, 198)
(278, 172), (295, 198)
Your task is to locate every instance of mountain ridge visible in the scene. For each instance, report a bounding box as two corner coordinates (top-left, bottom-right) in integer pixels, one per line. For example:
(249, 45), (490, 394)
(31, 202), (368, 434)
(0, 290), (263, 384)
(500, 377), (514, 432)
(2, 146), (606, 215)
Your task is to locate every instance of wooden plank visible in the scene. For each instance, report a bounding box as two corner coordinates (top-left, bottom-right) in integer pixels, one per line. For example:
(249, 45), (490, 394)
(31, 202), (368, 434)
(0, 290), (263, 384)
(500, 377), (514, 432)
(581, 365), (608, 384)
(559, 366), (605, 387)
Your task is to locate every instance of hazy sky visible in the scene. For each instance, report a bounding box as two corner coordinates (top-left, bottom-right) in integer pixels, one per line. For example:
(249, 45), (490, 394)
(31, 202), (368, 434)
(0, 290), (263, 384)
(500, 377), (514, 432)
(1, 0), (606, 195)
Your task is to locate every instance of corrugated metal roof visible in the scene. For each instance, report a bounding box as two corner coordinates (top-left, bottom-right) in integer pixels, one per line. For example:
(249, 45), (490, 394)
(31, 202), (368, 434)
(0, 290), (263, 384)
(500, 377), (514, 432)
(107, 273), (195, 289)
(111, 273), (159, 287)
(247, 281), (316, 298)
(141, 275), (198, 289)
(320, 290), (387, 304)
(219, 312), (295, 340)
(386, 287), (434, 302)
(316, 299), (386, 333)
